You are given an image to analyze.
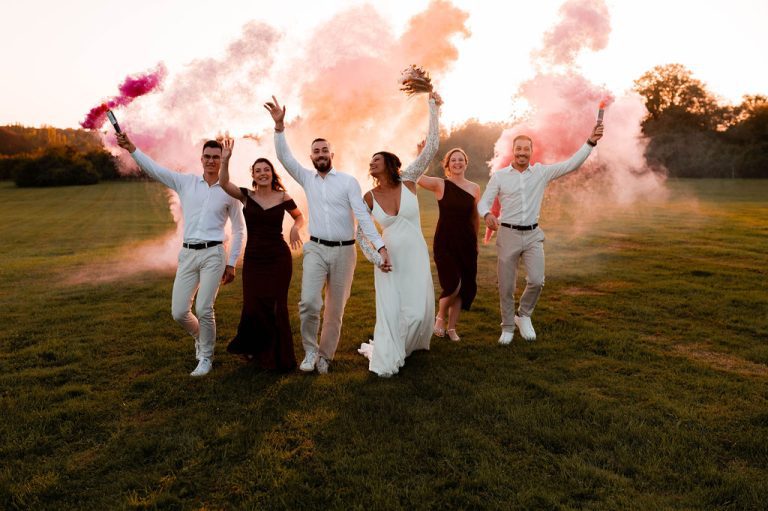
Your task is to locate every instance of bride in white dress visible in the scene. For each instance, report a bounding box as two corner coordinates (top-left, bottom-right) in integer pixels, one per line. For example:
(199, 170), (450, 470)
(356, 92), (442, 377)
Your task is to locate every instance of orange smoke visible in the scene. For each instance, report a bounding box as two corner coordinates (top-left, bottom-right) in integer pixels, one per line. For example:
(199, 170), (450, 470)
(84, 1), (470, 282)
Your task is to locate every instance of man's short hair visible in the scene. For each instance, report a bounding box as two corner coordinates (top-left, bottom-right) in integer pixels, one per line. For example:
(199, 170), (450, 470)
(202, 140), (223, 152)
(512, 135), (533, 149)
(311, 138), (331, 150)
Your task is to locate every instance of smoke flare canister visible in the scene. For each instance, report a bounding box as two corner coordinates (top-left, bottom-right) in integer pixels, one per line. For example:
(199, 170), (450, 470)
(106, 109), (122, 133)
(597, 108), (604, 124)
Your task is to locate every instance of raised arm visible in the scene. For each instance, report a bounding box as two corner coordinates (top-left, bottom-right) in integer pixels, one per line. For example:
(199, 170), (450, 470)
(116, 132), (183, 191)
(264, 96), (312, 187)
(543, 122), (604, 181)
(219, 137), (246, 202)
(401, 93), (441, 182)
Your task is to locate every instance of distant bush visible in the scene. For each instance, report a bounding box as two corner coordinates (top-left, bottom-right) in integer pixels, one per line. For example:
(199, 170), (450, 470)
(14, 146), (100, 187)
(0, 156), (25, 181)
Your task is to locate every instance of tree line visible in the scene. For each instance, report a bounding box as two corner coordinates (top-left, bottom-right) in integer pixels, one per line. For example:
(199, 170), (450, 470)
(1, 64), (765, 187)
(635, 63), (768, 178)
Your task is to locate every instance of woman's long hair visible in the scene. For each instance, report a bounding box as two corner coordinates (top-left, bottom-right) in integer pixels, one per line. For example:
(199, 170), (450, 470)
(371, 151), (402, 186)
(251, 157), (285, 191)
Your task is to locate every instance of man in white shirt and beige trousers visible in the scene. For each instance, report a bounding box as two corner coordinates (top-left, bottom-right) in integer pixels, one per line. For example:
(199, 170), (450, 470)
(265, 97), (391, 374)
(117, 133), (245, 377)
(478, 121), (604, 345)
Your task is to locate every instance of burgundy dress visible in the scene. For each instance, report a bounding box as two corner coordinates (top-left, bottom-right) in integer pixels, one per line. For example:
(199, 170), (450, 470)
(433, 179), (478, 310)
(227, 188), (297, 371)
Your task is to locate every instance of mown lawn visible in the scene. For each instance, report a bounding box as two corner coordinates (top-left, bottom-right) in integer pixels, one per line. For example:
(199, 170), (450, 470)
(0, 179), (766, 510)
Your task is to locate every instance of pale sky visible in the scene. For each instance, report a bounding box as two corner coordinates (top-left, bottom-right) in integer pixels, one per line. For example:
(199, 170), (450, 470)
(2, 0), (767, 128)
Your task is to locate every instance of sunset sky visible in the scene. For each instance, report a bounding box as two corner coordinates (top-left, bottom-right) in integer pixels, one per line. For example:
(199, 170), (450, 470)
(2, 0), (766, 129)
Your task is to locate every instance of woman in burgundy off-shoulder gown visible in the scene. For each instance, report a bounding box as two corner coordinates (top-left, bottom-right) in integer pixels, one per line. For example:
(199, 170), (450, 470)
(219, 142), (304, 371)
(417, 148), (480, 342)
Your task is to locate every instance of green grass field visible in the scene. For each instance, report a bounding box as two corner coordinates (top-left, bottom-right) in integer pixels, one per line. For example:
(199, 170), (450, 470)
(1, 179), (766, 510)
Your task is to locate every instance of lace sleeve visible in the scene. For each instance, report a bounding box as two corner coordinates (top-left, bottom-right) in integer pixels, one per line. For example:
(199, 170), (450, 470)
(401, 98), (439, 182)
(355, 202), (382, 266)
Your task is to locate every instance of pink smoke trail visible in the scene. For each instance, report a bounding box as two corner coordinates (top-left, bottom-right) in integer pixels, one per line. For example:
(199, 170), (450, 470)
(484, 0), (665, 243)
(69, 1), (470, 283)
(80, 63), (167, 130)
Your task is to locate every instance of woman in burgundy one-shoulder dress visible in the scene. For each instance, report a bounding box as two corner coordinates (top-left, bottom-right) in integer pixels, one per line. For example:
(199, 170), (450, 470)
(418, 148), (480, 341)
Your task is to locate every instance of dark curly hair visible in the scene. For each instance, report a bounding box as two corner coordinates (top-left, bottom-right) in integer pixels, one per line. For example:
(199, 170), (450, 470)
(371, 151), (402, 186)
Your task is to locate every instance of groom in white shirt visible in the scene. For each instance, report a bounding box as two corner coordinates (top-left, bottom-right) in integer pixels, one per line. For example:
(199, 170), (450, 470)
(264, 96), (391, 374)
(478, 121), (604, 345)
(117, 133), (245, 377)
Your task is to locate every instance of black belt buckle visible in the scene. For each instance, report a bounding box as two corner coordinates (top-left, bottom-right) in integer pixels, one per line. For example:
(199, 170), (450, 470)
(183, 241), (222, 250)
(310, 236), (354, 247)
(501, 223), (538, 231)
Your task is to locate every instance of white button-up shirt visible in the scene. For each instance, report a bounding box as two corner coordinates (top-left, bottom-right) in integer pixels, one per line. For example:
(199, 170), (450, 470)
(131, 148), (245, 266)
(478, 143), (594, 225)
(274, 131), (384, 250)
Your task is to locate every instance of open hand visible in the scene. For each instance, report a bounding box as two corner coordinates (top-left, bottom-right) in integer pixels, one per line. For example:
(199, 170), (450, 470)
(289, 226), (303, 250)
(222, 136), (234, 160)
(263, 96), (286, 130)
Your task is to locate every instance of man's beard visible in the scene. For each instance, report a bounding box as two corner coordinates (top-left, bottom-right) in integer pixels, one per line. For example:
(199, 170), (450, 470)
(312, 158), (331, 173)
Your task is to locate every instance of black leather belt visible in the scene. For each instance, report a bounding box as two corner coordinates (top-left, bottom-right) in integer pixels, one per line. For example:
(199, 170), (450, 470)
(183, 241), (222, 249)
(501, 223), (538, 231)
(310, 236), (355, 247)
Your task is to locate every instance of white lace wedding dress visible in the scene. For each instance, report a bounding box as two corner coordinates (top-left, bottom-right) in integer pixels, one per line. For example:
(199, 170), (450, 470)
(356, 98), (439, 376)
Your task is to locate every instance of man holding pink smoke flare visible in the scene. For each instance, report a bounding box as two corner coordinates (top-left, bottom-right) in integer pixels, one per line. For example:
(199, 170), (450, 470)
(116, 132), (245, 377)
(478, 120), (604, 345)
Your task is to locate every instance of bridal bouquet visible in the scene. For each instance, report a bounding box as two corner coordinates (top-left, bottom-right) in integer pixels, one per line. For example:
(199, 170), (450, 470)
(399, 65), (433, 96)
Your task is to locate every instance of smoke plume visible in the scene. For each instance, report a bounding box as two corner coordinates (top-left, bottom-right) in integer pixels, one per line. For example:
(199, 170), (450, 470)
(73, 1), (469, 282)
(488, 0), (665, 238)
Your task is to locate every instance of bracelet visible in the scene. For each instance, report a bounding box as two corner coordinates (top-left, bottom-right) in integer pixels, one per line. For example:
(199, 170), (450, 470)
(587, 139), (597, 147)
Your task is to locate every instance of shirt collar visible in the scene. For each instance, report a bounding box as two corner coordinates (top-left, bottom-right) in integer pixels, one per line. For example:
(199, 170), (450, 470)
(313, 167), (338, 178)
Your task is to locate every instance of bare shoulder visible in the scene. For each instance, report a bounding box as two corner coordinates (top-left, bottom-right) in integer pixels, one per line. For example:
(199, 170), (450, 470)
(363, 189), (374, 210)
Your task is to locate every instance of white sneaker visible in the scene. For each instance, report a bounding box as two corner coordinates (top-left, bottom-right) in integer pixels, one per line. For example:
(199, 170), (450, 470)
(299, 352), (317, 372)
(515, 315), (536, 341)
(316, 357), (329, 374)
(498, 331), (514, 345)
(190, 357), (212, 377)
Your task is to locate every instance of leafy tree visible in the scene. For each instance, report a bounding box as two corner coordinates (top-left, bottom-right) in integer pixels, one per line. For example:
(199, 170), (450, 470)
(634, 63), (724, 132)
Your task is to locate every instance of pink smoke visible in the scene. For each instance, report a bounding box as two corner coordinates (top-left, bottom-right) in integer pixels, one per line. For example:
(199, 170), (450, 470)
(71, 1), (470, 282)
(534, 0), (610, 66)
(80, 64), (167, 130)
(486, 0), (665, 241)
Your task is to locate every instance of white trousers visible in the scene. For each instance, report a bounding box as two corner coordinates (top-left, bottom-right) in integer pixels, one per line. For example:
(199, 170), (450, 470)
(497, 226), (546, 332)
(299, 241), (357, 361)
(171, 244), (226, 360)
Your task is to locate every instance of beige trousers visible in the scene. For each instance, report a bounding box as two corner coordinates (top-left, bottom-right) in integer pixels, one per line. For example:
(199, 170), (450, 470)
(496, 226), (545, 332)
(299, 241), (357, 360)
(171, 244), (226, 360)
